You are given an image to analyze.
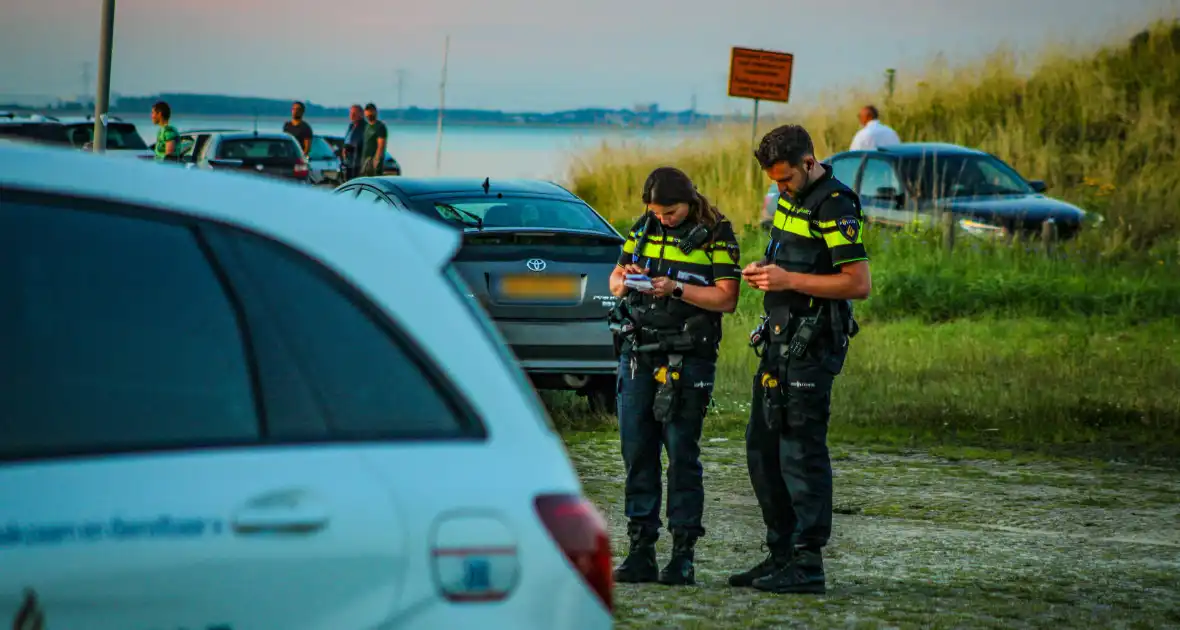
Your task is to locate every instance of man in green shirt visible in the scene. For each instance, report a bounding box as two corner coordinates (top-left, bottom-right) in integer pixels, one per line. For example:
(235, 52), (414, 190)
(151, 101), (180, 161)
(360, 102), (388, 176)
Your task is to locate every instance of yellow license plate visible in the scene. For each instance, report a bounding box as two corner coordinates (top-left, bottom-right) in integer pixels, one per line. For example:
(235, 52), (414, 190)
(499, 274), (580, 300)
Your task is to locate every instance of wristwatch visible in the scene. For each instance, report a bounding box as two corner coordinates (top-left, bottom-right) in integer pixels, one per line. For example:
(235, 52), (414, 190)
(672, 281), (684, 299)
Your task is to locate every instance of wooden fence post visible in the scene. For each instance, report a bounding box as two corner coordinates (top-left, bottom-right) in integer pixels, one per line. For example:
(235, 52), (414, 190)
(1041, 219), (1057, 254)
(941, 211), (955, 252)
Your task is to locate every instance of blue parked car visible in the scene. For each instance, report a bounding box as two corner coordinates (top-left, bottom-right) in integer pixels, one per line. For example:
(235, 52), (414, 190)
(760, 142), (1100, 240)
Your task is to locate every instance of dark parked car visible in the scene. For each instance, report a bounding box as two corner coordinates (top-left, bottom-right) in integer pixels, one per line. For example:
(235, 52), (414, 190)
(761, 143), (1096, 239)
(184, 131), (310, 183)
(306, 135), (343, 186)
(333, 176), (623, 411)
(324, 135), (402, 176)
(820, 143), (1093, 240)
(0, 113), (152, 158)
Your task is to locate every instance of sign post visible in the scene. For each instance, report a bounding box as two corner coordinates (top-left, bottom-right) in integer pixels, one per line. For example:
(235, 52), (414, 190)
(728, 46), (794, 184)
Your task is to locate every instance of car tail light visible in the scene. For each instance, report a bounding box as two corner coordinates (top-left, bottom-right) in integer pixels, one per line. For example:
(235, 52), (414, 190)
(294, 159), (308, 177)
(533, 493), (613, 612)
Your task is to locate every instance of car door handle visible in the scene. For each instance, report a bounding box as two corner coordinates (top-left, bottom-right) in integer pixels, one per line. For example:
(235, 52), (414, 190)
(231, 489), (330, 536)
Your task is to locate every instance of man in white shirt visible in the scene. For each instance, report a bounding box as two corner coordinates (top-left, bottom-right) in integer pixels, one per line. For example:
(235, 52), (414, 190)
(849, 105), (901, 151)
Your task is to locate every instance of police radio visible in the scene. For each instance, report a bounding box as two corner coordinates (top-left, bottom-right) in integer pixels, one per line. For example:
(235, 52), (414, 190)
(678, 224), (711, 253)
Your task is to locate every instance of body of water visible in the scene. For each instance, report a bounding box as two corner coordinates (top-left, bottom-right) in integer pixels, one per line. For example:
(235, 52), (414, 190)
(118, 115), (703, 182)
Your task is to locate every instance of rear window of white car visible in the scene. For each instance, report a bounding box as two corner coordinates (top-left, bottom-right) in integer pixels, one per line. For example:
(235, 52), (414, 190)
(0, 191), (485, 460)
(0, 199), (259, 457)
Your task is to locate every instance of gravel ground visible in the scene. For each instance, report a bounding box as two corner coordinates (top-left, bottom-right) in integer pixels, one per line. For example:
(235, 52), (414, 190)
(566, 432), (1180, 629)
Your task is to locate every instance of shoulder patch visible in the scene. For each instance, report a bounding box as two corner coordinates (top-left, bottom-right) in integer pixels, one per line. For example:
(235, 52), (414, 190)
(837, 216), (861, 242)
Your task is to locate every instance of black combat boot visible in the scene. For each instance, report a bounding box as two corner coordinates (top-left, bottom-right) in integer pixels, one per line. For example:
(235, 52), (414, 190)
(613, 526), (659, 584)
(658, 531), (697, 586)
(751, 547), (826, 594)
(727, 546), (791, 587)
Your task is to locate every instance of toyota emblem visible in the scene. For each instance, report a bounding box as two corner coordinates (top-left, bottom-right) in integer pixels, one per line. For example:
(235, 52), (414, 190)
(526, 258), (547, 272)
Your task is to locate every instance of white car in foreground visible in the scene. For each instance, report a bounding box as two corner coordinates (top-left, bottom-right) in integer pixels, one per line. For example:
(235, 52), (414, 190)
(0, 143), (613, 629)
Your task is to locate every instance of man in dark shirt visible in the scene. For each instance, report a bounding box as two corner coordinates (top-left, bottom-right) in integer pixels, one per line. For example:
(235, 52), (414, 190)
(360, 103), (388, 177)
(283, 101), (313, 156)
(340, 104), (365, 181)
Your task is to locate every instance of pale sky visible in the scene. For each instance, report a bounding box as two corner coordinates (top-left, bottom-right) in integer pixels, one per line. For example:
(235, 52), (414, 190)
(2, 0), (1177, 114)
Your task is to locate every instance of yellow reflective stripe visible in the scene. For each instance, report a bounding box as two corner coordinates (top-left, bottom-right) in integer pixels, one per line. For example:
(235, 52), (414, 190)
(821, 226), (864, 248)
(822, 231), (849, 248)
(636, 242), (713, 265)
(710, 248), (737, 265)
(816, 220), (838, 229)
(772, 209), (790, 230)
(781, 215), (814, 238)
(622, 238), (637, 254)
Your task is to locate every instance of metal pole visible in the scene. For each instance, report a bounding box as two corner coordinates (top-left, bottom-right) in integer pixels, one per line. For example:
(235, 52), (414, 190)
(885, 68), (896, 101)
(750, 98), (760, 149)
(749, 98), (760, 186)
(435, 35), (450, 176)
(92, 0), (116, 154)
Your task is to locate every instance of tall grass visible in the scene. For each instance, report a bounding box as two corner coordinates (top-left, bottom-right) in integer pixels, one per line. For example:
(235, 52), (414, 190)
(551, 19), (1180, 451)
(569, 19), (1180, 251)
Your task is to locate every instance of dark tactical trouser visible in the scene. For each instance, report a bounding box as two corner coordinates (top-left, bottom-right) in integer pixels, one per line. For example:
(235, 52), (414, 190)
(617, 350), (716, 540)
(360, 155), (382, 177)
(746, 319), (848, 554)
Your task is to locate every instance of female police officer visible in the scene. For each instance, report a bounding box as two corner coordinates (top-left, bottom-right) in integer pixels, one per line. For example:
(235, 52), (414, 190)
(607, 166), (741, 586)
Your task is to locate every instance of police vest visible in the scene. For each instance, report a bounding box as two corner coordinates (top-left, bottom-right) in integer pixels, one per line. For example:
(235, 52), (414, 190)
(625, 215), (727, 333)
(763, 174), (862, 314)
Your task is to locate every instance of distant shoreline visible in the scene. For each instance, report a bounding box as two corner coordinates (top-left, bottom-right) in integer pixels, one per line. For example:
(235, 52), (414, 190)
(2, 108), (714, 131)
(119, 113), (712, 131)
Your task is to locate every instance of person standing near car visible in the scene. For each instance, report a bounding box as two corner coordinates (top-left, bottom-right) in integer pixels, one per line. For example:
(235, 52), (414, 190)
(849, 104), (900, 151)
(731, 124), (872, 595)
(283, 101), (314, 156)
(150, 101), (179, 162)
(607, 167), (741, 587)
(360, 103), (388, 177)
(341, 104), (365, 181)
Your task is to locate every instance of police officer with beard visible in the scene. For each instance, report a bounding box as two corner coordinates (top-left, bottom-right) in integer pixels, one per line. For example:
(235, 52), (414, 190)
(608, 167), (741, 586)
(730, 125), (872, 595)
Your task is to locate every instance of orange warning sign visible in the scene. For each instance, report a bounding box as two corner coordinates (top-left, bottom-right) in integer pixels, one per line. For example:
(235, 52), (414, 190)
(728, 47), (794, 103)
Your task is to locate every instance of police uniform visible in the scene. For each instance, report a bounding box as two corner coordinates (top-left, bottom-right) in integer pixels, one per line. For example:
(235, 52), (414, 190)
(730, 162), (867, 594)
(610, 210), (741, 586)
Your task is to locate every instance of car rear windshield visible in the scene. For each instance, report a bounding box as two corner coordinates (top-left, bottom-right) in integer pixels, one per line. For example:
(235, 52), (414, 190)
(217, 138), (300, 159)
(308, 136), (337, 160)
(0, 123), (71, 145)
(413, 196), (611, 233)
(63, 123), (149, 150)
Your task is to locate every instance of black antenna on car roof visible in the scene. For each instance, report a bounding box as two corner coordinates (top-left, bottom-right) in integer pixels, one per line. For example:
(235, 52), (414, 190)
(252, 108), (258, 136)
(482, 177), (490, 194)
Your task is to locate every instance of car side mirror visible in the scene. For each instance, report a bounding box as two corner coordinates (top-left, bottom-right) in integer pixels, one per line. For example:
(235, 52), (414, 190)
(1028, 179), (1047, 193)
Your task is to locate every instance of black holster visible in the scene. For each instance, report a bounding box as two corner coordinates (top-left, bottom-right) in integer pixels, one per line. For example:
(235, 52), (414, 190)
(608, 299), (638, 359)
(760, 310), (792, 431)
(652, 353), (684, 424)
(632, 313), (718, 356)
